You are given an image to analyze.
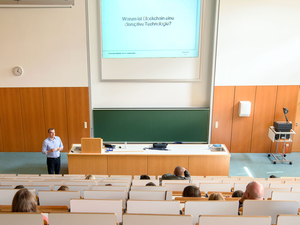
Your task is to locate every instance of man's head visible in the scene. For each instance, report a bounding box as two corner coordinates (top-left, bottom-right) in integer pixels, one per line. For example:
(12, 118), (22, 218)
(245, 181), (264, 200)
(48, 128), (55, 139)
(174, 166), (184, 176)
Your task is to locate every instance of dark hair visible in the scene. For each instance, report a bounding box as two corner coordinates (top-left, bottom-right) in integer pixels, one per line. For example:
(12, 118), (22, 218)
(140, 175), (150, 180)
(14, 185), (25, 189)
(145, 182), (156, 186)
(12, 188), (37, 212)
(182, 185), (201, 197)
(269, 175), (278, 178)
(48, 128), (55, 133)
(57, 185), (69, 191)
(232, 190), (243, 197)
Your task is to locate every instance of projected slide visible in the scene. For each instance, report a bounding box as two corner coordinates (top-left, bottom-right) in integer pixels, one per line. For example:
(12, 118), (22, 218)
(101, 0), (201, 58)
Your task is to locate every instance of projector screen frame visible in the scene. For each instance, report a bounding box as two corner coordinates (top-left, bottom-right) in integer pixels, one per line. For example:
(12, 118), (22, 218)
(98, 0), (205, 82)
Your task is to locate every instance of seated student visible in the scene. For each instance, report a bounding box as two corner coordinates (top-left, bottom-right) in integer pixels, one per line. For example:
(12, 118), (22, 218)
(57, 185), (69, 191)
(208, 193), (225, 200)
(232, 190), (243, 198)
(140, 175), (150, 180)
(145, 182), (156, 186)
(269, 175), (278, 178)
(239, 181), (264, 208)
(161, 166), (191, 181)
(85, 174), (95, 180)
(12, 188), (49, 225)
(182, 185), (201, 197)
(14, 185), (25, 189)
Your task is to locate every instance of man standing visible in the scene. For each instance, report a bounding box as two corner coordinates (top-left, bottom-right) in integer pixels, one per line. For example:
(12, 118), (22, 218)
(42, 128), (63, 174)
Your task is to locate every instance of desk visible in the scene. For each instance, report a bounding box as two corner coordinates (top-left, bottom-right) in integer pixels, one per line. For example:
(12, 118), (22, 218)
(67, 144), (231, 176)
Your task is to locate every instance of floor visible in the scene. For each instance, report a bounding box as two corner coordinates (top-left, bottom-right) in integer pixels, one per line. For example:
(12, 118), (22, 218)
(0, 152), (299, 178)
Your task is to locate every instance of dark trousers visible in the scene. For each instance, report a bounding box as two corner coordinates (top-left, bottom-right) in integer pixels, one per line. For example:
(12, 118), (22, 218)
(47, 156), (61, 174)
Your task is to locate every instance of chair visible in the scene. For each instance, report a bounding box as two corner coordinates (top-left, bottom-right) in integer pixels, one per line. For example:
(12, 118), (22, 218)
(271, 191), (300, 207)
(0, 189), (35, 205)
(91, 185), (129, 192)
(32, 180), (64, 189)
(161, 180), (190, 186)
(38, 190), (80, 207)
(0, 213), (43, 225)
(198, 215), (271, 225)
(199, 183), (232, 194)
(243, 200), (299, 224)
(276, 214), (300, 225)
(184, 201), (239, 225)
(132, 180), (159, 186)
(54, 184), (89, 197)
(48, 213), (117, 225)
(123, 213), (193, 225)
(84, 190), (127, 208)
(129, 190), (172, 200)
(165, 183), (197, 192)
(263, 188), (290, 200)
(130, 186), (167, 191)
(127, 200), (180, 215)
(70, 199), (123, 223)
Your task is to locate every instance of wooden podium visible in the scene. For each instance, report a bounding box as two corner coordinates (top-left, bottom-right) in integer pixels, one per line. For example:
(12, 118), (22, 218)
(81, 138), (103, 153)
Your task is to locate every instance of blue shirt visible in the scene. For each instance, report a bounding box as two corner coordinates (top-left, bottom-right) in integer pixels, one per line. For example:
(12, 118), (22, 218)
(42, 136), (63, 158)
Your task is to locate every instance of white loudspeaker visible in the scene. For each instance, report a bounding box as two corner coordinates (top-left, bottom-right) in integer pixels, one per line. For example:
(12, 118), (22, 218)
(239, 101), (251, 117)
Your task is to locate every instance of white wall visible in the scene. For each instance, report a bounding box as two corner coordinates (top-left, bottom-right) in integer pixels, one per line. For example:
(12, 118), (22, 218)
(215, 0), (300, 86)
(0, 1), (88, 87)
(89, 0), (216, 108)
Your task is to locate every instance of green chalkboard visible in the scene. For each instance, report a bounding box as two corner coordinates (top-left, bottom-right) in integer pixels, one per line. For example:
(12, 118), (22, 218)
(93, 109), (209, 143)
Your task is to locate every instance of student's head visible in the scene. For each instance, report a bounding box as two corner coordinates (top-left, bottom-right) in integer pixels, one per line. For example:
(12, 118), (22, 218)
(12, 188), (37, 212)
(269, 175), (278, 178)
(182, 185), (201, 197)
(85, 174), (95, 180)
(244, 181), (264, 200)
(57, 185), (69, 191)
(174, 166), (184, 176)
(232, 190), (243, 198)
(145, 182), (156, 186)
(140, 175), (150, 180)
(208, 193), (224, 201)
(14, 185), (25, 189)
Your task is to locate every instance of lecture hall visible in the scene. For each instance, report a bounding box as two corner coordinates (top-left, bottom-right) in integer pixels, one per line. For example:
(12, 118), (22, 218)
(0, 0), (300, 224)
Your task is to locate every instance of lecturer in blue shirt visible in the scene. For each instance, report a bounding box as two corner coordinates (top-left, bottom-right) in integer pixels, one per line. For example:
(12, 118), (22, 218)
(42, 128), (63, 174)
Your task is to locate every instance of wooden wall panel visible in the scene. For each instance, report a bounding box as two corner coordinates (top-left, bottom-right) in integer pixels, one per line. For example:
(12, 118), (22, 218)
(231, 86), (256, 153)
(271, 85), (299, 153)
(147, 156), (189, 176)
(20, 88), (46, 152)
(66, 87), (90, 147)
(108, 156), (148, 175)
(0, 88), (25, 152)
(0, 118), (3, 152)
(43, 87), (69, 152)
(251, 86), (277, 153)
(211, 86), (235, 151)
